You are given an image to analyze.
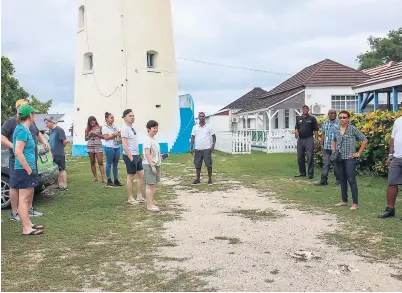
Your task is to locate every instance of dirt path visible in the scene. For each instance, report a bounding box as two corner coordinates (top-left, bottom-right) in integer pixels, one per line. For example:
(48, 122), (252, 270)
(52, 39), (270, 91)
(157, 180), (401, 291)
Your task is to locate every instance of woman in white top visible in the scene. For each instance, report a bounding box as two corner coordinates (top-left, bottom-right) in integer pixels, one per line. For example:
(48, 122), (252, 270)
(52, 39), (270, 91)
(102, 112), (123, 187)
(143, 120), (162, 212)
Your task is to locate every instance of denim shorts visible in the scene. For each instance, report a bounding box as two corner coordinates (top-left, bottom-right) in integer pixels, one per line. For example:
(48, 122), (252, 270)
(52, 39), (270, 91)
(9, 169), (39, 189)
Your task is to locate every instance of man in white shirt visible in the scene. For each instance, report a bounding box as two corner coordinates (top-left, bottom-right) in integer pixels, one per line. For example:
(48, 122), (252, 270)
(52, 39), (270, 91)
(379, 116), (402, 219)
(121, 109), (145, 204)
(190, 112), (216, 185)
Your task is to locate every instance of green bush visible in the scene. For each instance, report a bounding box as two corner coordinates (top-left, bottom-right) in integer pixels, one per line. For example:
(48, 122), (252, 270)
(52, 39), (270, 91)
(314, 110), (402, 176)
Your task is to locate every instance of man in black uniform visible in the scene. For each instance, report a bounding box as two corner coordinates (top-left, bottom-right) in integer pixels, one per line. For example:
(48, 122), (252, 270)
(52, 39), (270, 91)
(295, 105), (318, 179)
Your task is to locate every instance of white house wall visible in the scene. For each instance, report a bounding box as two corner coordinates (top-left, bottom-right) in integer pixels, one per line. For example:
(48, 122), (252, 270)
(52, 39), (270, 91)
(305, 86), (357, 114)
(206, 115), (231, 132)
(73, 0), (179, 155)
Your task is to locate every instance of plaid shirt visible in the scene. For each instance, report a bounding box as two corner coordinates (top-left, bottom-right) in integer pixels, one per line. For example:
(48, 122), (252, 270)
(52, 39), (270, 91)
(322, 119), (339, 150)
(333, 125), (367, 159)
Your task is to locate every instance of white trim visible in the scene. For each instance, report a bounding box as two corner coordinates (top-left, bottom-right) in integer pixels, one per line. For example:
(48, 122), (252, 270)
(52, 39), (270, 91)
(353, 78), (402, 93)
(235, 89), (305, 116)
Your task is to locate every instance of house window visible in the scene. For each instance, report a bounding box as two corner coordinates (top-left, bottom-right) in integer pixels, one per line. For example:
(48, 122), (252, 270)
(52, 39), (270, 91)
(78, 6), (85, 29)
(284, 109), (290, 129)
(274, 113), (279, 129)
(243, 118), (246, 129)
(83, 52), (93, 73)
(247, 119), (251, 128)
(146, 51), (158, 68)
(331, 95), (358, 112)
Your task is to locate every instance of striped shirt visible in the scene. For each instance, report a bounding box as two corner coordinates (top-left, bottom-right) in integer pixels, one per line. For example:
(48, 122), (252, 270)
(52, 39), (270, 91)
(322, 119), (339, 150)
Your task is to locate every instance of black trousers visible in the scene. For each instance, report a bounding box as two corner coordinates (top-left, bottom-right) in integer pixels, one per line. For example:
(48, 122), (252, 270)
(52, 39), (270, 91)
(297, 137), (314, 176)
(336, 159), (358, 204)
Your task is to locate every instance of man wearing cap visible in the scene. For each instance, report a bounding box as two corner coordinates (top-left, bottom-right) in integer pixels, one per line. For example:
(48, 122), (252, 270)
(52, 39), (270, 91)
(294, 105), (319, 179)
(45, 116), (68, 191)
(1, 99), (49, 221)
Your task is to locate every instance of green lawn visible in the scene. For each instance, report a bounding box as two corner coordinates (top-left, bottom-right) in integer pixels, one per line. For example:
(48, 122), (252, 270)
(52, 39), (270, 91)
(1, 149), (401, 291)
(1, 148), (213, 292)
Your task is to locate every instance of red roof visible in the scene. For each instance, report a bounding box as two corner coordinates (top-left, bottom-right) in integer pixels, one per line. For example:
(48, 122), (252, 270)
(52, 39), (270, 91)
(361, 61), (396, 76)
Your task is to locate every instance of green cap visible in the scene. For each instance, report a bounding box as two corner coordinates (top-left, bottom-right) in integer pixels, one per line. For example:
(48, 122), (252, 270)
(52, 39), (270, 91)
(18, 104), (38, 118)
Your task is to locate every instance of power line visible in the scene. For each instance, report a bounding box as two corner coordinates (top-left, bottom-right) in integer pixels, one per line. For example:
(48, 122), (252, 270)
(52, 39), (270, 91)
(177, 58), (292, 76)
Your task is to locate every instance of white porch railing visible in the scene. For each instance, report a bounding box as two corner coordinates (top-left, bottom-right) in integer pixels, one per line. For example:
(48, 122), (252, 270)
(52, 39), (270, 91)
(215, 129), (297, 154)
(215, 131), (252, 154)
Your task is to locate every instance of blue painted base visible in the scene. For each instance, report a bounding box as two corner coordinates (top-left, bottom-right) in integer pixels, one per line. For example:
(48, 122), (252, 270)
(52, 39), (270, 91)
(72, 143), (169, 157)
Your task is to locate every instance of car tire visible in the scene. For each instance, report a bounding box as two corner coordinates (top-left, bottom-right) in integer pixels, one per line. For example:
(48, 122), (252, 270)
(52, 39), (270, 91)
(1, 175), (11, 209)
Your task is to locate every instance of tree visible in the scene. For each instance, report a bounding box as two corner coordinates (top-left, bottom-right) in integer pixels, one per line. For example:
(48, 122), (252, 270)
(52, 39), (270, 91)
(357, 28), (402, 70)
(1, 56), (53, 123)
(29, 95), (52, 114)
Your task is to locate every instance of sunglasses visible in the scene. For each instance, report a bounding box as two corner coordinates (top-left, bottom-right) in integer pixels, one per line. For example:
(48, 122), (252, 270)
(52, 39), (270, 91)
(339, 116), (349, 120)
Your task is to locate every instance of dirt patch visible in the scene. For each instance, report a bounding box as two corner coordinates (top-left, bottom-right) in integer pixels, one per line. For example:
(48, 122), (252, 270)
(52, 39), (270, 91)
(157, 186), (402, 291)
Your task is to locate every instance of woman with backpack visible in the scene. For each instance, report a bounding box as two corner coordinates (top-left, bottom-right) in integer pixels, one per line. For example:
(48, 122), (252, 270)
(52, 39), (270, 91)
(102, 112), (123, 187)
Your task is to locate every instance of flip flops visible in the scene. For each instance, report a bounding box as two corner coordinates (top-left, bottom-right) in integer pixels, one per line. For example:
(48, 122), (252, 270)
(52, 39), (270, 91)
(31, 224), (44, 229)
(22, 229), (44, 236)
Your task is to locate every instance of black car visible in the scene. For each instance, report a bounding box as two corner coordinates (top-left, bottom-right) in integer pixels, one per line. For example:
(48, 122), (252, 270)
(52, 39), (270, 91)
(1, 144), (59, 209)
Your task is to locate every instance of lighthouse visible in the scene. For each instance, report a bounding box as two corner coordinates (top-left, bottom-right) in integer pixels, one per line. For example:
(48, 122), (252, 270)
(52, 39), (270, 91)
(72, 0), (193, 156)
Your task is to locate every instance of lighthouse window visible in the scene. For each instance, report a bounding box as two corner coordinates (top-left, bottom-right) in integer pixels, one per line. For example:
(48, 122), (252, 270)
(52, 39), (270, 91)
(83, 52), (93, 73)
(78, 6), (85, 30)
(147, 53), (155, 68)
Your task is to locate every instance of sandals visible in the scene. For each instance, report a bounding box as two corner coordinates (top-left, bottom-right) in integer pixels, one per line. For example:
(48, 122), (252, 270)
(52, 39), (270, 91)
(32, 224), (44, 229)
(147, 205), (160, 212)
(22, 229), (44, 236)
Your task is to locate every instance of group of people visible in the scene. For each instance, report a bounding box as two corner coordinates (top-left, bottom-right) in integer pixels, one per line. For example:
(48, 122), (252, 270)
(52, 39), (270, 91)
(2, 98), (399, 236)
(295, 105), (401, 218)
(1, 100), (68, 235)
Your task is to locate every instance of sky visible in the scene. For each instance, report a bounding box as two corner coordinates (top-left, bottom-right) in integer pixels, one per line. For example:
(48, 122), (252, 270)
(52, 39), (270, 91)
(2, 0), (402, 133)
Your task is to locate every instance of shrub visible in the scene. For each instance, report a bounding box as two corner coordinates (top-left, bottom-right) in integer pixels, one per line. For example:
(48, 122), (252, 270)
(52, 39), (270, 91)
(314, 110), (402, 176)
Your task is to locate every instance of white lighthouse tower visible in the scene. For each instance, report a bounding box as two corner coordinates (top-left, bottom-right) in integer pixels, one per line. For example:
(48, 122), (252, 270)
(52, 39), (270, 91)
(72, 0), (186, 156)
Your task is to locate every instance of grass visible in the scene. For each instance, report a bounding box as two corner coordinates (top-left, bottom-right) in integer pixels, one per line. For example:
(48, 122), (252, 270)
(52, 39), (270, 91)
(0, 146), (213, 292)
(228, 209), (284, 221)
(165, 151), (402, 262)
(2, 148), (401, 290)
(214, 236), (242, 245)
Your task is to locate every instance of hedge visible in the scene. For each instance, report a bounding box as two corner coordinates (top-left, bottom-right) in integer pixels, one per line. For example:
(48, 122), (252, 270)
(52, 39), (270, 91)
(314, 110), (402, 176)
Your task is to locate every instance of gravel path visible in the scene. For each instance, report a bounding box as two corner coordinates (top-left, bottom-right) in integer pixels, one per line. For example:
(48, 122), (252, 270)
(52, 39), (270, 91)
(157, 183), (402, 291)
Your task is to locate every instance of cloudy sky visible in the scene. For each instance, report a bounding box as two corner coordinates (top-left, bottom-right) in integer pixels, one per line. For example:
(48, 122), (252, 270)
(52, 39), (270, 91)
(2, 0), (401, 132)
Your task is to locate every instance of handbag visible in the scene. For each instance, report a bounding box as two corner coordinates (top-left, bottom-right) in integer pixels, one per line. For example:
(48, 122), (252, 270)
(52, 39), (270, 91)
(332, 125), (348, 163)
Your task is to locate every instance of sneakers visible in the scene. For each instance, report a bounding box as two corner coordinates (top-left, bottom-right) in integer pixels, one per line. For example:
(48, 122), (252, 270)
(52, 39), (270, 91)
(192, 179), (201, 185)
(10, 212), (20, 221)
(29, 207), (44, 217)
(335, 202), (348, 207)
(314, 181), (328, 186)
(114, 179), (123, 187)
(107, 179), (115, 187)
(208, 179), (213, 185)
(55, 186), (68, 191)
(294, 174), (306, 178)
(379, 207), (395, 218)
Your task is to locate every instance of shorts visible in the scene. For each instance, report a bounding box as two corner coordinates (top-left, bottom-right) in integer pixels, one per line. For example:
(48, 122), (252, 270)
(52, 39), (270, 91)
(143, 165), (161, 184)
(123, 154), (143, 175)
(388, 157), (402, 186)
(53, 155), (66, 171)
(9, 169), (39, 189)
(194, 149), (212, 169)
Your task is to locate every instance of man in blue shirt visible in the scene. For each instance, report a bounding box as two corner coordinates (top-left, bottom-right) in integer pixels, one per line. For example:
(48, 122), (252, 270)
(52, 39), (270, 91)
(315, 109), (340, 186)
(45, 116), (68, 190)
